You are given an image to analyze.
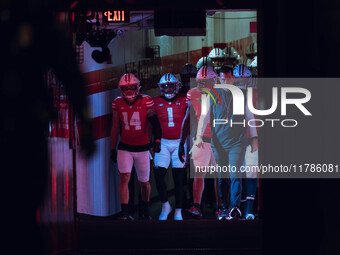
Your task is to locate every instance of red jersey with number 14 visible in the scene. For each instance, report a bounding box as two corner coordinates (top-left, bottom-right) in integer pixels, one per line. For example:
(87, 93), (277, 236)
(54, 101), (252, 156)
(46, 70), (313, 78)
(112, 95), (154, 146)
(153, 95), (188, 139)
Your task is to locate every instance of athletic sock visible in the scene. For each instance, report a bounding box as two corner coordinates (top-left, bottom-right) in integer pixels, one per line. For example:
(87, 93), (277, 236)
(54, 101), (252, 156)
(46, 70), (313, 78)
(246, 178), (257, 215)
(240, 199), (247, 216)
(141, 201), (150, 216)
(174, 208), (183, 220)
(154, 167), (168, 203)
(193, 203), (200, 209)
(246, 197), (255, 215)
(172, 168), (184, 209)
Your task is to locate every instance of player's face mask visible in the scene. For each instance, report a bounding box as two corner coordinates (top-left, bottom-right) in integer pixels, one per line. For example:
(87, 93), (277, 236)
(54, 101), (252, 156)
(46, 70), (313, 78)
(219, 72), (234, 85)
(120, 84), (139, 98)
(195, 78), (216, 88)
(211, 58), (224, 69)
(233, 77), (252, 89)
(160, 83), (179, 99)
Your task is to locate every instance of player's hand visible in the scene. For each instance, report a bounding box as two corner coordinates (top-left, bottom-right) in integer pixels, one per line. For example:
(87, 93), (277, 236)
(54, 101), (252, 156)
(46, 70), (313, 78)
(189, 136), (204, 155)
(250, 137), (258, 153)
(178, 143), (186, 163)
(111, 149), (117, 163)
(153, 140), (161, 153)
(193, 136), (204, 149)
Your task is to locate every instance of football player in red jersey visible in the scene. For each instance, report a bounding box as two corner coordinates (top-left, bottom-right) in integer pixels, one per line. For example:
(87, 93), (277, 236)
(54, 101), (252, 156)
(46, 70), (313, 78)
(111, 73), (162, 220)
(179, 66), (227, 219)
(153, 73), (188, 220)
(179, 64), (198, 209)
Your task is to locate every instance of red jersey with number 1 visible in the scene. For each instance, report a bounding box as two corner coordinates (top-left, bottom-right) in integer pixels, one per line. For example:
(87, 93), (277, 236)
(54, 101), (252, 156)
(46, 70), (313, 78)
(153, 95), (188, 139)
(112, 95), (154, 146)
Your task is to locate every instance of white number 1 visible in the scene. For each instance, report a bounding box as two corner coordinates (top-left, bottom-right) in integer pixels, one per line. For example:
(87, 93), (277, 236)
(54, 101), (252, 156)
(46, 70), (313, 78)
(122, 112), (141, 130)
(167, 107), (174, 127)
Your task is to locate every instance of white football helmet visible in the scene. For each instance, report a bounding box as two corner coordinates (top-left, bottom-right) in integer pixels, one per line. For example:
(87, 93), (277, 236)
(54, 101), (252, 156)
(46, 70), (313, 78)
(246, 42), (257, 56)
(118, 73), (140, 99)
(209, 48), (225, 70)
(223, 47), (239, 59)
(158, 73), (180, 99)
(223, 47), (240, 67)
(196, 66), (218, 88)
(249, 56), (257, 68)
(208, 48), (224, 59)
(196, 56), (213, 70)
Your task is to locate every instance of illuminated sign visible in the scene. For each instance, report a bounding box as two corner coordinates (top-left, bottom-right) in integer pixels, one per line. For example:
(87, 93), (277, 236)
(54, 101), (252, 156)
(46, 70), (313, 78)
(103, 10), (130, 23)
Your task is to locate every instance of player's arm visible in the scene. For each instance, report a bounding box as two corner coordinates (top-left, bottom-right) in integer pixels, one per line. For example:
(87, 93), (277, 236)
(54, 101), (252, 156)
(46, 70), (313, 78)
(190, 102), (197, 140)
(193, 108), (210, 149)
(245, 95), (258, 153)
(110, 110), (120, 162)
(178, 104), (190, 163)
(147, 108), (162, 153)
(180, 103), (190, 145)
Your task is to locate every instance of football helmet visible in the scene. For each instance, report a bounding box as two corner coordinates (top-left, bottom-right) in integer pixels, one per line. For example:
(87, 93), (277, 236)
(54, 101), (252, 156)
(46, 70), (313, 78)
(180, 63), (198, 89)
(218, 65), (234, 85)
(196, 66), (218, 88)
(223, 47), (241, 67)
(249, 56), (257, 68)
(246, 42), (257, 58)
(233, 64), (252, 88)
(196, 56), (213, 70)
(118, 73), (140, 99)
(208, 48), (224, 59)
(234, 64), (252, 78)
(209, 48), (225, 70)
(158, 73), (180, 99)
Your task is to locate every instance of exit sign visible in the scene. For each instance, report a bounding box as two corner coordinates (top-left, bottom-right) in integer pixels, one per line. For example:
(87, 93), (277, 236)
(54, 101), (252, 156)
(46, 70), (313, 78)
(103, 10), (130, 23)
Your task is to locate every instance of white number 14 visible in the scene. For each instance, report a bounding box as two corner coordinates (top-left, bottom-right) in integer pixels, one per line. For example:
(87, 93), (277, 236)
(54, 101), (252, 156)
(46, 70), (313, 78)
(122, 112), (141, 130)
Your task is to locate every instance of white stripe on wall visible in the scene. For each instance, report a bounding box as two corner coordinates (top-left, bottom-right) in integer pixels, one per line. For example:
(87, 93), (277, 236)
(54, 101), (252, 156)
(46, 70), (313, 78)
(88, 89), (121, 119)
(76, 136), (121, 216)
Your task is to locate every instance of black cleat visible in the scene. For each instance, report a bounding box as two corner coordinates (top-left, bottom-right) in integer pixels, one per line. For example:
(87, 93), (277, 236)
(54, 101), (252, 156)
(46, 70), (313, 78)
(221, 207), (230, 220)
(118, 213), (134, 221)
(139, 215), (153, 220)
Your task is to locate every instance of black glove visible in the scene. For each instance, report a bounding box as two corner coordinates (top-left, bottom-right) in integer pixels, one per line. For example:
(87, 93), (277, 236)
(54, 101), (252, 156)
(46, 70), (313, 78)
(153, 140), (161, 153)
(111, 149), (117, 163)
(178, 142), (186, 163)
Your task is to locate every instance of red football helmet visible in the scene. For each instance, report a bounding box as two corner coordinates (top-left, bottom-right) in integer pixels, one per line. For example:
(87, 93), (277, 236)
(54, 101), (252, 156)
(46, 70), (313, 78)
(118, 73), (140, 99)
(196, 66), (218, 88)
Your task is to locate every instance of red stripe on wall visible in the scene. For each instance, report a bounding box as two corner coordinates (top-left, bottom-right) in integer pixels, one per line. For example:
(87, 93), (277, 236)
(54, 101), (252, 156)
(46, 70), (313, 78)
(83, 34), (255, 96)
(83, 70), (101, 84)
(83, 65), (125, 96)
(77, 114), (113, 141)
(214, 43), (227, 49)
(161, 53), (189, 74)
(85, 81), (116, 96)
(250, 21), (257, 33)
(190, 49), (202, 66)
(201, 47), (211, 57)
